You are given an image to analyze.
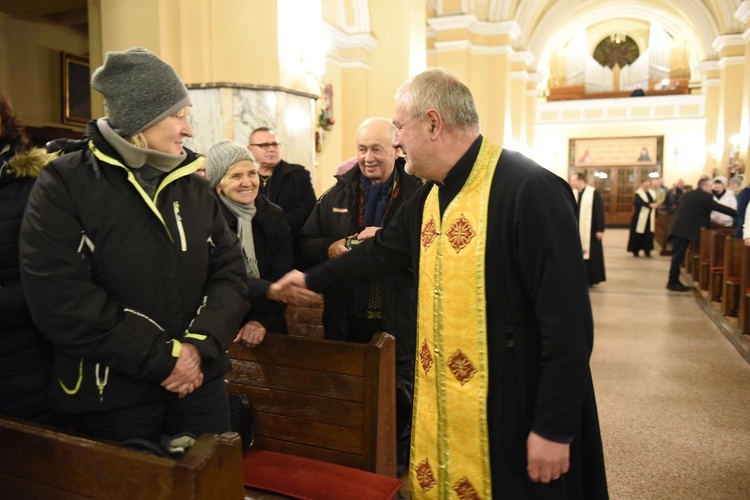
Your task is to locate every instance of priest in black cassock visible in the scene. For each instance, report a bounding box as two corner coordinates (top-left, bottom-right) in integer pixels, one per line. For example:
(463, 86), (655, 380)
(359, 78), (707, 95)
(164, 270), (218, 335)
(277, 68), (608, 499)
(570, 172), (606, 285)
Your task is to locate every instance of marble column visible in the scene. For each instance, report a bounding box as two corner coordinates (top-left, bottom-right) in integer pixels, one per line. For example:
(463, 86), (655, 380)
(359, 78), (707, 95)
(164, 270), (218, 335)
(185, 84), (317, 172)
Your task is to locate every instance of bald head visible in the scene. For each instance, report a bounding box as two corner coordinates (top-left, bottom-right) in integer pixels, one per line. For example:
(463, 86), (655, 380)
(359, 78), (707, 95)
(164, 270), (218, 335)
(355, 117), (399, 184)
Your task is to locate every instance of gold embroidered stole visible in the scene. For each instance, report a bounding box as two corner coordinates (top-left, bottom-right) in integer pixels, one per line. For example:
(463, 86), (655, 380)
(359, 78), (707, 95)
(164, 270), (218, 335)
(411, 139), (501, 499)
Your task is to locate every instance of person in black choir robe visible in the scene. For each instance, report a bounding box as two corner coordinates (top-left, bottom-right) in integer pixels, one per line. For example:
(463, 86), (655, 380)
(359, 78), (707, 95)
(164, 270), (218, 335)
(627, 179), (657, 257)
(570, 172), (606, 285)
(276, 68), (608, 499)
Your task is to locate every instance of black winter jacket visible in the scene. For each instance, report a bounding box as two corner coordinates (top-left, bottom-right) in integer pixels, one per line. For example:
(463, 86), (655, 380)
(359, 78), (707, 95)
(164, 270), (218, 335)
(261, 160), (316, 240)
(217, 194), (293, 333)
(298, 159), (420, 343)
(0, 145), (55, 422)
(19, 121), (249, 415)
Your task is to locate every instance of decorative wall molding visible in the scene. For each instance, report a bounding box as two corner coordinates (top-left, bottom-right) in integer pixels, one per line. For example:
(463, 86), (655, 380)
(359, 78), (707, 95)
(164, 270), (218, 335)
(536, 94), (705, 125)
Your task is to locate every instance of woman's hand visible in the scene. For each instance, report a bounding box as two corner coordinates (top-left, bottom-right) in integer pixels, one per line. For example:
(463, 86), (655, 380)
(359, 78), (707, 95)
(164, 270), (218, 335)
(234, 320), (267, 348)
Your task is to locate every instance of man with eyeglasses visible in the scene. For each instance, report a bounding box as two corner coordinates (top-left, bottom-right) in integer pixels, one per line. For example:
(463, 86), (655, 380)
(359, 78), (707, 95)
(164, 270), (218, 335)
(248, 127), (316, 265)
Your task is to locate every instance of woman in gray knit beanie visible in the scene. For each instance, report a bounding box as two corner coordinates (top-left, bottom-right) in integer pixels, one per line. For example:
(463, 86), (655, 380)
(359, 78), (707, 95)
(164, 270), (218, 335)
(19, 48), (250, 444)
(205, 140), (319, 348)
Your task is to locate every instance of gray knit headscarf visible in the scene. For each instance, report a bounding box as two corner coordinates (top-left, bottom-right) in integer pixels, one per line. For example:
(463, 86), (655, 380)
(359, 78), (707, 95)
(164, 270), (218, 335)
(206, 140), (261, 278)
(205, 140), (255, 188)
(91, 47), (191, 137)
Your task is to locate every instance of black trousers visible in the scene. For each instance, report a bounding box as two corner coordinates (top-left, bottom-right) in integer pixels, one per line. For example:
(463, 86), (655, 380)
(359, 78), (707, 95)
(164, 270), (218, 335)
(60, 376), (231, 442)
(669, 236), (690, 285)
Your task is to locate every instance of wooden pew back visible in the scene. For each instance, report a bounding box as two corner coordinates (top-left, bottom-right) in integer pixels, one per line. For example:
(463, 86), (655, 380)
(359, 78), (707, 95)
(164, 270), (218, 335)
(722, 236), (745, 316)
(285, 297), (324, 338)
(227, 332), (396, 477)
(739, 245), (750, 333)
(0, 418), (244, 499)
(707, 230), (732, 297)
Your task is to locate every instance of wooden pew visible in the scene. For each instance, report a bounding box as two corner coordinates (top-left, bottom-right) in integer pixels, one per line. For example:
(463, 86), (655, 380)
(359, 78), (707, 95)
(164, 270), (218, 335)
(285, 297), (324, 338)
(739, 245), (750, 333)
(707, 230), (733, 298)
(695, 227), (710, 283)
(684, 239), (696, 274)
(722, 236), (746, 317)
(0, 417), (244, 499)
(227, 332), (396, 477)
(654, 211), (673, 255)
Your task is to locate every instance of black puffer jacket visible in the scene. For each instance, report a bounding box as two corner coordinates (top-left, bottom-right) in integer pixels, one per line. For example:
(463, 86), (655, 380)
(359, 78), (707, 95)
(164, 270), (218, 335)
(0, 145), (55, 422)
(217, 194), (293, 334)
(19, 122), (249, 415)
(299, 159), (420, 342)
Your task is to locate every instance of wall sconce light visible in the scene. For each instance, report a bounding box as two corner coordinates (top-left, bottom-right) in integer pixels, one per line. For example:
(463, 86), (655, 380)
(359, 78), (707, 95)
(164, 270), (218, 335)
(708, 143), (718, 161)
(728, 134), (744, 176)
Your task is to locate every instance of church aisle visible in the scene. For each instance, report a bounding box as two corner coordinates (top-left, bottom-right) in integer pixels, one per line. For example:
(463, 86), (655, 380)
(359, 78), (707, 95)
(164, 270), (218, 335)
(590, 228), (750, 499)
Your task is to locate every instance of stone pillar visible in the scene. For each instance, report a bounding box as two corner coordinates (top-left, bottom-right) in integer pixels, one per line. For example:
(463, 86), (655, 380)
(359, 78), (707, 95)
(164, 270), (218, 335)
(736, 1), (750, 168)
(712, 34), (746, 172)
(427, 15), (521, 147)
(510, 52), (534, 151)
(698, 61), (721, 172)
(88, 0), (318, 172)
(525, 73), (543, 155)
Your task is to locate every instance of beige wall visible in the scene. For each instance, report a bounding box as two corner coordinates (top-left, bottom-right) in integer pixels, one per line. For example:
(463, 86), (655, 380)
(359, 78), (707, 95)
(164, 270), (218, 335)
(0, 17), (88, 129)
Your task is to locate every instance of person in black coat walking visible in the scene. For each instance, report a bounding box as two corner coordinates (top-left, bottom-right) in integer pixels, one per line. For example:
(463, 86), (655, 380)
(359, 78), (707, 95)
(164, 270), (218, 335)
(667, 178), (738, 291)
(204, 140), (319, 347)
(0, 93), (55, 423)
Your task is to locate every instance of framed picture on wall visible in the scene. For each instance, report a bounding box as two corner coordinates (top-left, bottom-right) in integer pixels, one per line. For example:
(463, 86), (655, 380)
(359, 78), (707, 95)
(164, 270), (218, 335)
(61, 52), (91, 126)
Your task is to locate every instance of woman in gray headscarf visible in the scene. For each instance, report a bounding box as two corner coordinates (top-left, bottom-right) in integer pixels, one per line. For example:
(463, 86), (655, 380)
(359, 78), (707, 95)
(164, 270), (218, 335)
(206, 140), (317, 347)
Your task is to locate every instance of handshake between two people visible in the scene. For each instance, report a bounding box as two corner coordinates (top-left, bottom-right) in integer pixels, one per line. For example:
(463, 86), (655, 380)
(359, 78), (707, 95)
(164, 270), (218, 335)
(267, 270), (318, 307)
(234, 271), (320, 349)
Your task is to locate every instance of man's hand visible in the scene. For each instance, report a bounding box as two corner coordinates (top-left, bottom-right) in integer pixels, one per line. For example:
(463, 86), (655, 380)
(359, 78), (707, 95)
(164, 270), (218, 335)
(357, 226), (381, 240)
(161, 343), (203, 398)
(275, 269), (309, 294)
(268, 281), (321, 306)
(234, 320), (266, 348)
(744, 238), (750, 247)
(527, 431), (570, 483)
(328, 238), (350, 259)
(595, 231), (603, 240)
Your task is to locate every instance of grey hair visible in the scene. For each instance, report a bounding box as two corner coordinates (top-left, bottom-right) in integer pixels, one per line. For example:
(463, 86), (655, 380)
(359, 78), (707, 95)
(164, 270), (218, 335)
(395, 68), (479, 131)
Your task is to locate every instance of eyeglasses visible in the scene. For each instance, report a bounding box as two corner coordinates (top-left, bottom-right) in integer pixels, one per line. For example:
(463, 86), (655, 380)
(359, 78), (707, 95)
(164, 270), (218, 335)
(249, 142), (281, 149)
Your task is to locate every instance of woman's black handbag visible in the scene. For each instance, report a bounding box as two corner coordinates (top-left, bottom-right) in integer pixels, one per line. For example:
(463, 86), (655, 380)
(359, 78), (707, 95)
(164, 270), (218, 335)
(229, 394), (255, 450)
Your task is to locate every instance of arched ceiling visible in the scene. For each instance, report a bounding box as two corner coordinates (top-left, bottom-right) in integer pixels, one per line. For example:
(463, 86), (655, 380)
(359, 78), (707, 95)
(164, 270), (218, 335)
(423, 1), (743, 82)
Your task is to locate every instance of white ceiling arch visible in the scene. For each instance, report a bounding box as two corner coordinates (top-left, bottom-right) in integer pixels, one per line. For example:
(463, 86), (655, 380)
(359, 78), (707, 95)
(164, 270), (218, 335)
(524, 0), (721, 86)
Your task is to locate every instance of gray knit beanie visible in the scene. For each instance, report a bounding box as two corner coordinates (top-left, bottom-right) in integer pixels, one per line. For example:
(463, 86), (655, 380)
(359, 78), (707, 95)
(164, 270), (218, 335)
(205, 140), (256, 187)
(91, 47), (191, 137)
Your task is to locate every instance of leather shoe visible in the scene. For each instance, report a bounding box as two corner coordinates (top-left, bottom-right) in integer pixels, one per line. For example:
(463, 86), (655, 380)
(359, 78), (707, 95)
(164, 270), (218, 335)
(666, 283), (691, 292)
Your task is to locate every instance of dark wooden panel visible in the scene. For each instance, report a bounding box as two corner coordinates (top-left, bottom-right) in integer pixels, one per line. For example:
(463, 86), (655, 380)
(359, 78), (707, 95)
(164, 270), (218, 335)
(228, 385), (364, 428)
(228, 360), (364, 401)
(0, 418), (244, 500)
(229, 337), (367, 376)
(255, 437), (364, 469)
(250, 412), (362, 455)
(0, 473), (88, 499)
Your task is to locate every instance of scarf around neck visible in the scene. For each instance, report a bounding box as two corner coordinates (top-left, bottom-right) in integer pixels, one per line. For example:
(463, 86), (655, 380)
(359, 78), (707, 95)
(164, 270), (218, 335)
(219, 194), (260, 278)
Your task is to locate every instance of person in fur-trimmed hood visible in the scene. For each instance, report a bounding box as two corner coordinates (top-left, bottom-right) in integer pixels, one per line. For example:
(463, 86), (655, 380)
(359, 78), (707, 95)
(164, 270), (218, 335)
(0, 93), (56, 424)
(19, 48), (249, 443)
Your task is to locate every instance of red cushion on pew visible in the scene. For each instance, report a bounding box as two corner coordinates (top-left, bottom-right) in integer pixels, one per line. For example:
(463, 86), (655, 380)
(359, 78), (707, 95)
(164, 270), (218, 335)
(710, 266), (723, 271)
(242, 449), (402, 500)
(727, 275), (741, 283)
